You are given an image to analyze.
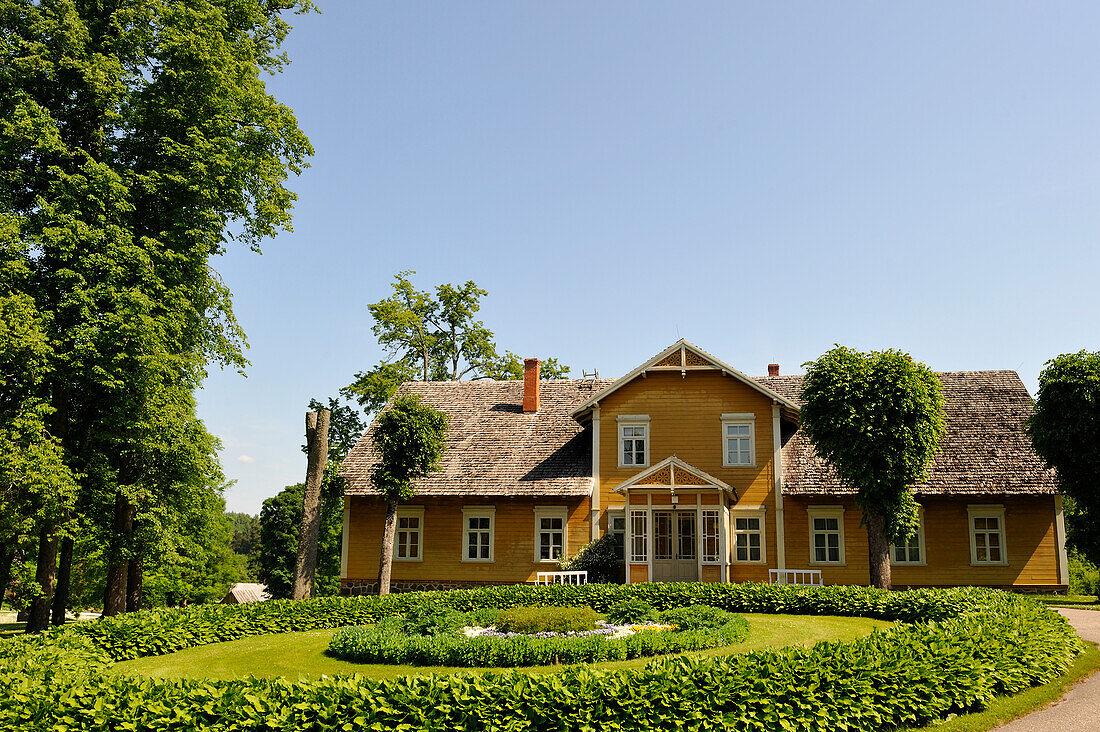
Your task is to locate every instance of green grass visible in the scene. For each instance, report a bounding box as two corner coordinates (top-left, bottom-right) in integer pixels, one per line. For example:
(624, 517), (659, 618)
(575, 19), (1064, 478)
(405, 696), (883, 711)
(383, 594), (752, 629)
(111, 613), (891, 682)
(1035, 594), (1100, 608)
(907, 641), (1100, 731)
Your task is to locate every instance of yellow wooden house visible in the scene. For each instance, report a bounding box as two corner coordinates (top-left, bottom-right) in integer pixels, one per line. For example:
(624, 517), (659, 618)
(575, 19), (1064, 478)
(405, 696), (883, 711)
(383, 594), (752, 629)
(339, 340), (1067, 593)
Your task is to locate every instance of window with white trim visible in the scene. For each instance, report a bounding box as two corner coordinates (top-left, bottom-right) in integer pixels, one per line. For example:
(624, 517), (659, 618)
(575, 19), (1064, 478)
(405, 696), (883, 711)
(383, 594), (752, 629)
(808, 506), (845, 564)
(395, 507), (424, 561)
(968, 505), (1007, 565)
(534, 507), (567, 562)
(890, 508), (926, 565)
(733, 509), (766, 563)
(721, 414), (755, 467)
(618, 416), (650, 467)
(609, 510), (626, 559)
(701, 509), (722, 563)
(462, 506), (495, 562)
(629, 510), (648, 562)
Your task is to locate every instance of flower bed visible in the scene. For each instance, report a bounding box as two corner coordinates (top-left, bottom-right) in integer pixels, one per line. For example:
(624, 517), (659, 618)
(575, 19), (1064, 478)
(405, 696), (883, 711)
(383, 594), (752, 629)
(0, 584), (1084, 731)
(327, 604), (746, 667)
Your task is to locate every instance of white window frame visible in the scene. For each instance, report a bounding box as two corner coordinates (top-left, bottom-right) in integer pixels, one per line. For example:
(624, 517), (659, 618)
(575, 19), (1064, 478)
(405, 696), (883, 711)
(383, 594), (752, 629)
(394, 506), (425, 562)
(731, 507), (767, 564)
(629, 509), (648, 562)
(608, 509), (626, 560)
(533, 506), (568, 563)
(889, 506), (926, 566)
(808, 505), (846, 565)
(617, 415), (650, 468)
(461, 506), (495, 563)
(968, 504), (1008, 566)
(721, 413), (756, 467)
(701, 508), (724, 564)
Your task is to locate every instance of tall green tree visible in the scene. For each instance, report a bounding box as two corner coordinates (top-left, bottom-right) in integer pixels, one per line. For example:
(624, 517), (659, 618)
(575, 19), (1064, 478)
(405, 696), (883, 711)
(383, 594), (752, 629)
(257, 483), (341, 599)
(800, 347), (946, 589)
(2, 0), (312, 622)
(1028, 351), (1100, 565)
(371, 393), (448, 595)
(343, 272), (569, 414)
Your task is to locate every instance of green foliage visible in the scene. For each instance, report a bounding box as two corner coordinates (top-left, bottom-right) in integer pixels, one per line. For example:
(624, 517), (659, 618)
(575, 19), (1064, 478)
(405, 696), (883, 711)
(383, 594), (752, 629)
(0, 584), (1081, 730)
(606, 598), (660, 624)
(559, 533), (624, 583)
(800, 346), (947, 542)
(1068, 552), (1100, 596)
(342, 271), (570, 414)
(257, 484), (341, 599)
(659, 604), (736, 630)
(496, 606), (604, 634)
(400, 603), (467, 637)
(1029, 352), (1100, 564)
(370, 394), (449, 503)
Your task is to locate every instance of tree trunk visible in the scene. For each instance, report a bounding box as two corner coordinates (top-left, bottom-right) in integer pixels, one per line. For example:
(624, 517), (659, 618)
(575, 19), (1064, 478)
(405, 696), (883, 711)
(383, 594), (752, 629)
(292, 409), (330, 600)
(0, 541), (16, 609)
(26, 527), (58, 633)
(866, 508), (892, 590)
(376, 499), (398, 596)
(52, 537), (74, 625)
(103, 494), (133, 616)
(126, 556), (143, 612)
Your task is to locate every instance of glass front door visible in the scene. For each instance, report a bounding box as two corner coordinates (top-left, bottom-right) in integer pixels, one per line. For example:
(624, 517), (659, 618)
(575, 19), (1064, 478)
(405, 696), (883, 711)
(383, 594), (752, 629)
(652, 510), (699, 582)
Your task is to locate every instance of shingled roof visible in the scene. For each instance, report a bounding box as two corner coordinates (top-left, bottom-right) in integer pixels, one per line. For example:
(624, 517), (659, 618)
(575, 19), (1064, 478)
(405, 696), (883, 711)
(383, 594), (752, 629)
(755, 371), (1058, 496)
(341, 379), (613, 497)
(341, 371), (1056, 499)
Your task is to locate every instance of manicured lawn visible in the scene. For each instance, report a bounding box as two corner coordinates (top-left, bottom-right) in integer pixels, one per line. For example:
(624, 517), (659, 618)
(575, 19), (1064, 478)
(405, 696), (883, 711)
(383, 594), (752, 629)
(907, 642), (1100, 732)
(111, 613), (892, 681)
(1036, 594), (1100, 608)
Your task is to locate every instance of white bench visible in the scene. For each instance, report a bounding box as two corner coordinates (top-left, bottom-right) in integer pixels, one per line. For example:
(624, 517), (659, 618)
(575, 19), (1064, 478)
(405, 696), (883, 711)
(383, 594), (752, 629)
(535, 571), (588, 586)
(769, 569), (823, 586)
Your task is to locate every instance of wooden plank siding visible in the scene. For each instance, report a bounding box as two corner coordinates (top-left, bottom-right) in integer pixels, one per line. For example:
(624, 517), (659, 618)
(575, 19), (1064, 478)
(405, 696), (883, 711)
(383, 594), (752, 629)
(782, 495), (1061, 587)
(344, 495), (589, 584)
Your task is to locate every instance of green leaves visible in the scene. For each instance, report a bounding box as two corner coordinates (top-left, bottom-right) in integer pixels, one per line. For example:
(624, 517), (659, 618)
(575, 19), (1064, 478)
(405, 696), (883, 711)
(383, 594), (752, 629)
(370, 394), (448, 503)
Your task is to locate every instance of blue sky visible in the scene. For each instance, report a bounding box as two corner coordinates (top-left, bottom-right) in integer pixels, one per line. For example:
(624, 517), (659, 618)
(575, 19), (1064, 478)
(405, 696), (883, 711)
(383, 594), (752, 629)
(200, 2), (1100, 514)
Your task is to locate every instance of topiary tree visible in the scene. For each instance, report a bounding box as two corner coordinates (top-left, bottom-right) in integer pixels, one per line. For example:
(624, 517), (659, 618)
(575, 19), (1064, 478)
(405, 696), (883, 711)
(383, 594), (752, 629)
(371, 393), (448, 595)
(1028, 351), (1100, 566)
(800, 346), (946, 589)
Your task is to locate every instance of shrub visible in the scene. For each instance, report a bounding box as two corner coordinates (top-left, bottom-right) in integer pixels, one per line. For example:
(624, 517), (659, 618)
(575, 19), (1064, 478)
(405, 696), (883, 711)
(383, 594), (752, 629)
(1068, 552), (1099, 596)
(659, 604), (735, 630)
(558, 533), (624, 583)
(495, 606), (603, 634)
(401, 602), (465, 636)
(0, 584), (1084, 731)
(606, 597), (659, 624)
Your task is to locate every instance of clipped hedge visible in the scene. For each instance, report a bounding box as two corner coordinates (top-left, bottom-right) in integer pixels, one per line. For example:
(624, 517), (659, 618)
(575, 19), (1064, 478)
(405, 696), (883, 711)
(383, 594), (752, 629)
(327, 614), (750, 667)
(0, 584), (1084, 731)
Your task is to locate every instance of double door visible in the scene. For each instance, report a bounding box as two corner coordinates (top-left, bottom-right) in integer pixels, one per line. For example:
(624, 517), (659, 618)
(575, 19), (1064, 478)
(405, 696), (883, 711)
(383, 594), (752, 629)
(651, 510), (698, 582)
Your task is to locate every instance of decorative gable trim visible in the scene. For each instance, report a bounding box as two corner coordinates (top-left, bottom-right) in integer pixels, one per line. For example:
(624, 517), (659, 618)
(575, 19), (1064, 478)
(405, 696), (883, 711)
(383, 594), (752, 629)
(610, 456), (737, 497)
(570, 339), (800, 419)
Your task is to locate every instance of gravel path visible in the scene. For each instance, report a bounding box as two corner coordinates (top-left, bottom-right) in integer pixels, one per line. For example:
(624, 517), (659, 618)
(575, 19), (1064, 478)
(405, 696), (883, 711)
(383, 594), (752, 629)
(994, 608), (1100, 731)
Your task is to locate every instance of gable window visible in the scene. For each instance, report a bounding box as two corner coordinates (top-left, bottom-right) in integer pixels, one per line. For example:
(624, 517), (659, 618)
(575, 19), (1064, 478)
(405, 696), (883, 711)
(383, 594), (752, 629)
(534, 507), (568, 562)
(968, 505), (1007, 565)
(890, 507), (926, 566)
(808, 506), (845, 565)
(733, 508), (766, 563)
(462, 506), (495, 562)
(617, 415), (650, 467)
(395, 507), (424, 561)
(701, 509), (722, 563)
(721, 413), (755, 467)
(608, 510), (626, 559)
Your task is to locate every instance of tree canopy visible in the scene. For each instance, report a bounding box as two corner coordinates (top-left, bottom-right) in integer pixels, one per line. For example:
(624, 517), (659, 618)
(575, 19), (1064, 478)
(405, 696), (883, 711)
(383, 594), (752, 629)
(800, 346), (946, 589)
(1029, 351), (1100, 564)
(343, 272), (569, 414)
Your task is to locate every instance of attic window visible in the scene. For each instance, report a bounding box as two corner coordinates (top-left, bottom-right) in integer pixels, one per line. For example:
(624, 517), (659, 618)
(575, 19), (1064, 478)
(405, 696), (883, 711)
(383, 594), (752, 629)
(617, 415), (650, 468)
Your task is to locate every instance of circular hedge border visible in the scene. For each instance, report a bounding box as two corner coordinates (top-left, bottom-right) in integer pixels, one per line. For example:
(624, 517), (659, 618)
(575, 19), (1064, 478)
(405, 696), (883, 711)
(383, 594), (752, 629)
(326, 614), (751, 667)
(0, 583), (1083, 731)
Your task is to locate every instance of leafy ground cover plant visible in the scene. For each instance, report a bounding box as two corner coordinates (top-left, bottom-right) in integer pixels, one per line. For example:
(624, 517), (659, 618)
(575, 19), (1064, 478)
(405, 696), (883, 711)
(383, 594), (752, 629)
(0, 584), (1084, 731)
(606, 597), (660, 624)
(658, 604), (736, 630)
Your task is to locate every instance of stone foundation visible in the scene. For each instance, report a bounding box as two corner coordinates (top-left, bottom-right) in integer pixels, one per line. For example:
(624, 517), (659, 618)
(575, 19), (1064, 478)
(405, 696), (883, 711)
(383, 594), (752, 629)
(340, 578), (518, 596)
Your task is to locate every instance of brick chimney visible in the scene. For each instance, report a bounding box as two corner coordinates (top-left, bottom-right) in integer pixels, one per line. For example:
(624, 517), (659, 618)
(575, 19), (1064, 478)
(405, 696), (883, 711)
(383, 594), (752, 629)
(523, 358), (540, 412)
(768, 363), (780, 377)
